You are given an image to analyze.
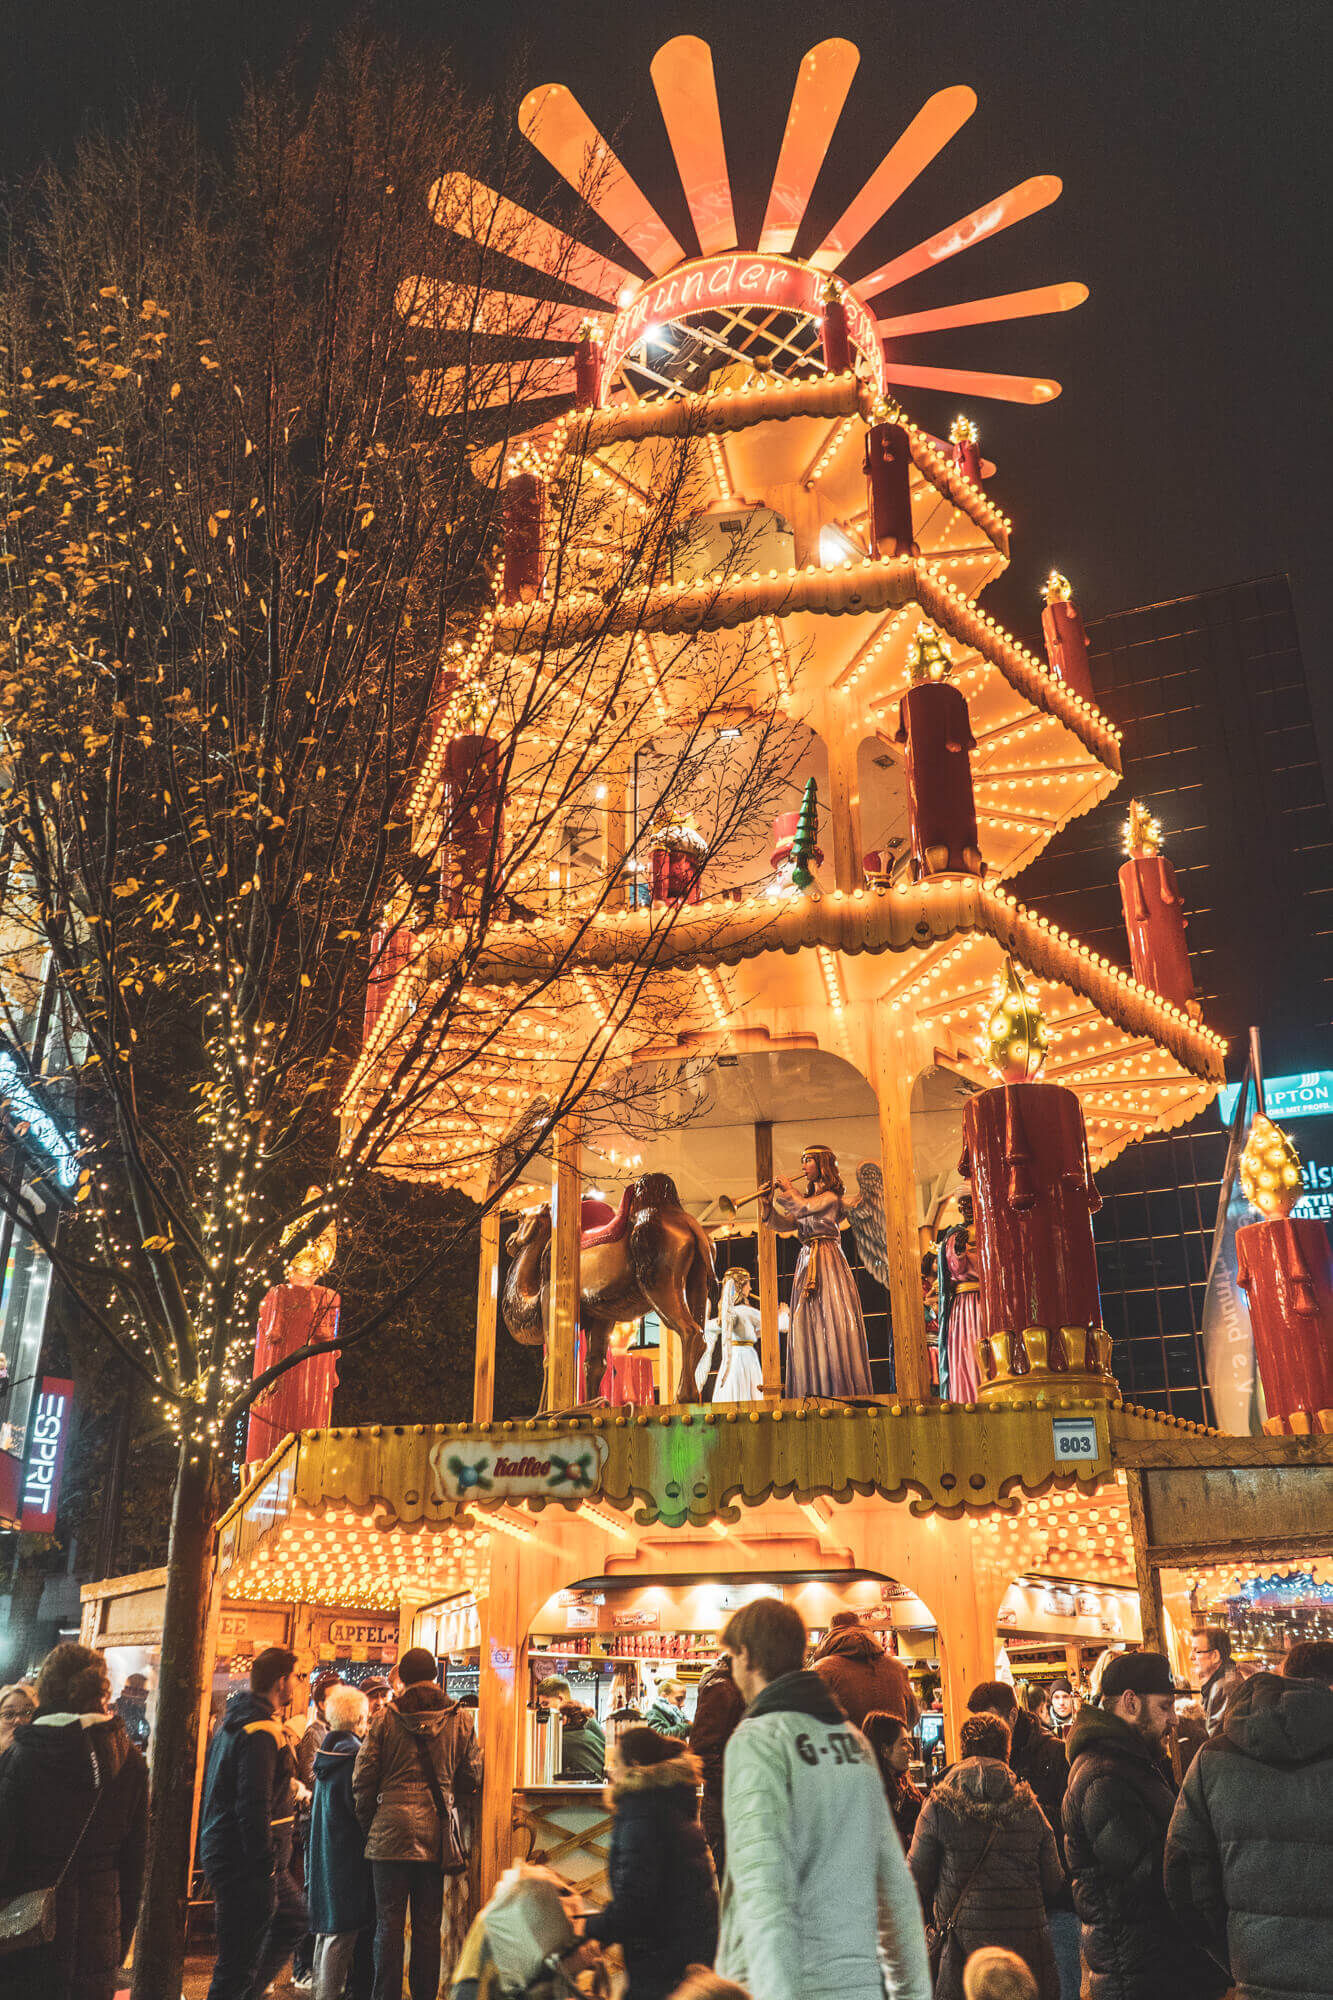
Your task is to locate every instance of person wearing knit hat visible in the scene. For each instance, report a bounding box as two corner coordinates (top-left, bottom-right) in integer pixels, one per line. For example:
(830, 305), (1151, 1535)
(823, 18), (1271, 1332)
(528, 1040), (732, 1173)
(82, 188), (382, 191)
(353, 1646), (480, 2000)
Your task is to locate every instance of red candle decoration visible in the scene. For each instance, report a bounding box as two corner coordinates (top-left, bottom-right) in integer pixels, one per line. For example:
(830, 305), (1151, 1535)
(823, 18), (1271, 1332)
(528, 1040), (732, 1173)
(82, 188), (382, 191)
(648, 817), (706, 905)
(1234, 1116), (1333, 1434)
(820, 277), (852, 374)
(864, 417), (917, 559)
(440, 733), (504, 915)
(574, 324), (603, 408)
(894, 624), (983, 879)
(1117, 802), (1199, 1015)
(246, 1282), (340, 1465)
(503, 470), (546, 605)
(1041, 570), (1095, 702)
(362, 915), (412, 1044)
(949, 414), (982, 484)
(961, 964), (1114, 1401)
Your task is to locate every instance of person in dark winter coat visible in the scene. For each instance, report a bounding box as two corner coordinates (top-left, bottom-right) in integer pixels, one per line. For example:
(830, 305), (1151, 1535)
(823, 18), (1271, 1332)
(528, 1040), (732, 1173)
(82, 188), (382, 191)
(1187, 1630), (1245, 1736)
(308, 1686), (375, 2000)
(1062, 1651), (1228, 2000)
(1009, 1702), (1076, 2000)
(536, 1675), (606, 1779)
(0, 1643), (148, 2000)
(863, 1712), (925, 1852)
(688, 1653), (745, 1874)
(582, 1727), (719, 2000)
(812, 1613), (918, 1729)
(353, 1646), (483, 2000)
(1164, 1669), (1333, 2000)
(908, 1713), (1062, 2000)
(198, 1644), (308, 2000)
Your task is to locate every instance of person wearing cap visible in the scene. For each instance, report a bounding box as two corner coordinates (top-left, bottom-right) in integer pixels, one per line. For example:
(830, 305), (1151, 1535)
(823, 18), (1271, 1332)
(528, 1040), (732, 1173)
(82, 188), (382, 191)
(353, 1647), (482, 2000)
(361, 1675), (392, 1719)
(1063, 1651), (1228, 2000)
(1165, 1661), (1333, 2000)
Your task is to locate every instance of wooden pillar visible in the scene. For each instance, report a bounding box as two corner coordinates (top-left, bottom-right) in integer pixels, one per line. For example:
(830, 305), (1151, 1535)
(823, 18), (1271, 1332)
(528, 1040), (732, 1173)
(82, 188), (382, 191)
(824, 700), (864, 896)
(935, 1559), (1008, 1761)
(601, 753), (631, 910)
(754, 1120), (783, 1396)
(477, 1535), (524, 1899)
(473, 1209), (500, 1424)
(549, 1117), (582, 1412)
(1123, 1468), (1166, 1653)
(869, 1022), (932, 1401)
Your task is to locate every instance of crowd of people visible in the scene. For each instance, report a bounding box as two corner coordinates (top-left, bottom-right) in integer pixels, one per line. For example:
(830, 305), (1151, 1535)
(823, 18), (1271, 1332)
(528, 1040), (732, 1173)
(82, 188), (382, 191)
(4, 1614), (1333, 2000)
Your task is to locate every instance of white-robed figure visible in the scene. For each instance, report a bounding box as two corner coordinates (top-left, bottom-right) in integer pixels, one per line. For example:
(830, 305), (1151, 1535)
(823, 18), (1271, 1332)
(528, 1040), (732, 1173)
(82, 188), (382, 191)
(697, 1267), (764, 1402)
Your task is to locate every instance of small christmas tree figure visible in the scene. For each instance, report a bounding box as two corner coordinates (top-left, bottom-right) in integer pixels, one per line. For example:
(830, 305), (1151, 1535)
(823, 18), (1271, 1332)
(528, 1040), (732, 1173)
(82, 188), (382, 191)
(790, 777), (820, 890)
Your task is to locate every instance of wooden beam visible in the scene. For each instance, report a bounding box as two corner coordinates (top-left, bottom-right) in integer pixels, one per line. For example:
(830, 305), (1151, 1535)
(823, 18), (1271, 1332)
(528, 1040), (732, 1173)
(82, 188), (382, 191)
(823, 696), (864, 895)
(549, 1116), (582, 1412)
(473, 1209), (501, 1424)
(870, 1022), (932, 1402)
(754, 1120), (782, 1397)
(1122, 1468), (1165, 1652)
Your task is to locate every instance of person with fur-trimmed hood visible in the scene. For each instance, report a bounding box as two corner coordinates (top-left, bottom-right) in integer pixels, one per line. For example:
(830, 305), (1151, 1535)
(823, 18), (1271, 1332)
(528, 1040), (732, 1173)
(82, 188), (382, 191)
(580, 1726), (718, 2000)
(908, 1713), (1063, 2000)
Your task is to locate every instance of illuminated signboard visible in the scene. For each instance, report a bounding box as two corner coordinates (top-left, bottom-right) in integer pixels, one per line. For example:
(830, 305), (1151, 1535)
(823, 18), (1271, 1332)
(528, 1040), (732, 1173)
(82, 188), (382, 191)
(0, 1040), (79, 1195)
(601, 252), (886, 400)
(1217, 1071), (1333, 1225)
(1217, 1071), (1333, 1125)
(20, 1377), (74, 1532)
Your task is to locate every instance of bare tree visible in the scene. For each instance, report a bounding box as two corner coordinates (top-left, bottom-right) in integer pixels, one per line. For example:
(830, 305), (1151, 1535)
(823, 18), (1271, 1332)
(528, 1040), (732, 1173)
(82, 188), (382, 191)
(0, 32), (799, 1997)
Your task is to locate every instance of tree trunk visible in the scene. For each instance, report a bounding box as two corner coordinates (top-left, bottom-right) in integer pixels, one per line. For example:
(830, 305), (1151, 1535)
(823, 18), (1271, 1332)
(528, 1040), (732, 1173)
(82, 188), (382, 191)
(131, 1432), (220, 2000)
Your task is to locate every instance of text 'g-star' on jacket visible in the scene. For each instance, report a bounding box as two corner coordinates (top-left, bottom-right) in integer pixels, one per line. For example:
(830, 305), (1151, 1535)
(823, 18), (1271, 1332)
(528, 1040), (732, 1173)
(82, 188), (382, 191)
(582, 1749), (718, 2000)
(1164, 1671), (1333, 2000)
(199, 1689), (298, 1882)
(715, 1669), (931, 2000)
(352, 1682), (482, 1866)
(1062, 1704), (1229, 2000)
(908, 1754), (1063, 2000)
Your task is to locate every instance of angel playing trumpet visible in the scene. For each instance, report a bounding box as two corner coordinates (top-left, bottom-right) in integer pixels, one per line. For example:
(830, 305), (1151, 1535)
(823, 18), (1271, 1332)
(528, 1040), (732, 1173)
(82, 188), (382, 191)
(761, 1145), (885, 1398)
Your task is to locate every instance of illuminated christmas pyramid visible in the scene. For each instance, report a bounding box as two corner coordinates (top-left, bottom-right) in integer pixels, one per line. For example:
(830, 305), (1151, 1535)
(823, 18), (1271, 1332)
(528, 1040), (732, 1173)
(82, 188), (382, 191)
(346, 35), (1225, 1408)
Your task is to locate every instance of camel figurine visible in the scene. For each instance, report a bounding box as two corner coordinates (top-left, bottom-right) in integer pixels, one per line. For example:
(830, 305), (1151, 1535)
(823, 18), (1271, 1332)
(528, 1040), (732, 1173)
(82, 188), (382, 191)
(503, 1172), (716, 1405)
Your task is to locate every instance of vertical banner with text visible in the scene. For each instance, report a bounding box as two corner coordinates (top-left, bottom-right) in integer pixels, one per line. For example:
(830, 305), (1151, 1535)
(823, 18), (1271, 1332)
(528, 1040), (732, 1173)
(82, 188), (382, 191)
(20, 1377), (74, 1532)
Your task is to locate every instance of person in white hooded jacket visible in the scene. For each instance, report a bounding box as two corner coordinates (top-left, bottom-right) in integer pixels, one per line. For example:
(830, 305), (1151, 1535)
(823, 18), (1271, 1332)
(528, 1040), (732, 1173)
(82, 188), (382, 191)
(715, 1598), (931, 2000)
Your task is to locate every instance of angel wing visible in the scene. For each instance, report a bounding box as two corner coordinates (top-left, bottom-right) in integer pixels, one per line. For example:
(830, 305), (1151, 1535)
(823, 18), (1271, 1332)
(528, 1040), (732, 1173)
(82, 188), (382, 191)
(848, 1160), (891, 1292)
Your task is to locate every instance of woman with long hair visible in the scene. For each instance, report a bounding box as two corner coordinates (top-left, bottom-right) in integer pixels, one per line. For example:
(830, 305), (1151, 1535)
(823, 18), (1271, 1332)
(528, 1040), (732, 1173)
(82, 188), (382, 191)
(762, 1144), (873, 1397)
(0, 1642), (149, 2000)
(863, 1711), (925, 1850)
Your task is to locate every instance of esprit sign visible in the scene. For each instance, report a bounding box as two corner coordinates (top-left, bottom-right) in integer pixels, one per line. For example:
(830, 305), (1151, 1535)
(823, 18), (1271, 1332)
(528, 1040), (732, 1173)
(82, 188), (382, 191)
(428, 1434), (608, 1503)
(20, 1377), (74, 1532)
(601, 253), (886, 399)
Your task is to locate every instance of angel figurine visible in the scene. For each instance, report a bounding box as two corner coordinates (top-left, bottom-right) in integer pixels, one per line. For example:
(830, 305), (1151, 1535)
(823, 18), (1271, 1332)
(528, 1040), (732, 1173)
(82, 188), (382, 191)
(712, 1268), (764, 1402)
(763, 1146), (879, 1398)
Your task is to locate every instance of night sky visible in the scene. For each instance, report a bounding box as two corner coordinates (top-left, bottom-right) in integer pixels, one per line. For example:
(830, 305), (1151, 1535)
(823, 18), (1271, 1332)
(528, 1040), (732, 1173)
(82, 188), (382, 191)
(4, 0), (1329, 719)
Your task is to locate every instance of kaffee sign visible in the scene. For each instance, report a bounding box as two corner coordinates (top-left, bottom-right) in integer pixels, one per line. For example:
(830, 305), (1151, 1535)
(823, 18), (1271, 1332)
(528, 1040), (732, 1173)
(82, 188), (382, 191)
(429, 1434), (609, 1504)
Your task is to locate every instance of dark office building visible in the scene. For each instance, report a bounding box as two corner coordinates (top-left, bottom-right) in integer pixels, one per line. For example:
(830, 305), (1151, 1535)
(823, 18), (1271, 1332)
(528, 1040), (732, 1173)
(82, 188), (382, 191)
(1019, 573), (1333, 1422)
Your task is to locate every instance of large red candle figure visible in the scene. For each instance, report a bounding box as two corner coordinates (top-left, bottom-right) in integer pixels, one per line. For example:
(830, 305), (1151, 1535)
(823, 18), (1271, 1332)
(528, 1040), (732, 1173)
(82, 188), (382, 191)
(820, 278), (852, 374)
(864, 419), (917, 559)
(503, 470), (545, 605)
(894, 624), (983, 880)
(246, 1192), (340, 1465)
(1117, 802), (1198, 1015)
(961, 962), (1115, 1400)
(1235, 1116), (1333, 1434)
(1041, 571), (1095, 703)
(440, 733), (504, 915)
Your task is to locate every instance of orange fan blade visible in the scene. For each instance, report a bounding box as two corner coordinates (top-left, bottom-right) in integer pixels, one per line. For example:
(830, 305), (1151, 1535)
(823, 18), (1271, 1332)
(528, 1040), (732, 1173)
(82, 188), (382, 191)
(396, 278), (608, 345)
(411, 357), (577, 415)
(519, 84), (685, 276)
(758, 39), (861, 255)
(430, 175), (636, 304)
(879, 280), (1088, 337)
(651, 37), (737, 255)
(880, 361), (1061, 404)
(856, 175), (1063, 299)
(810, 85), (977, 272)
